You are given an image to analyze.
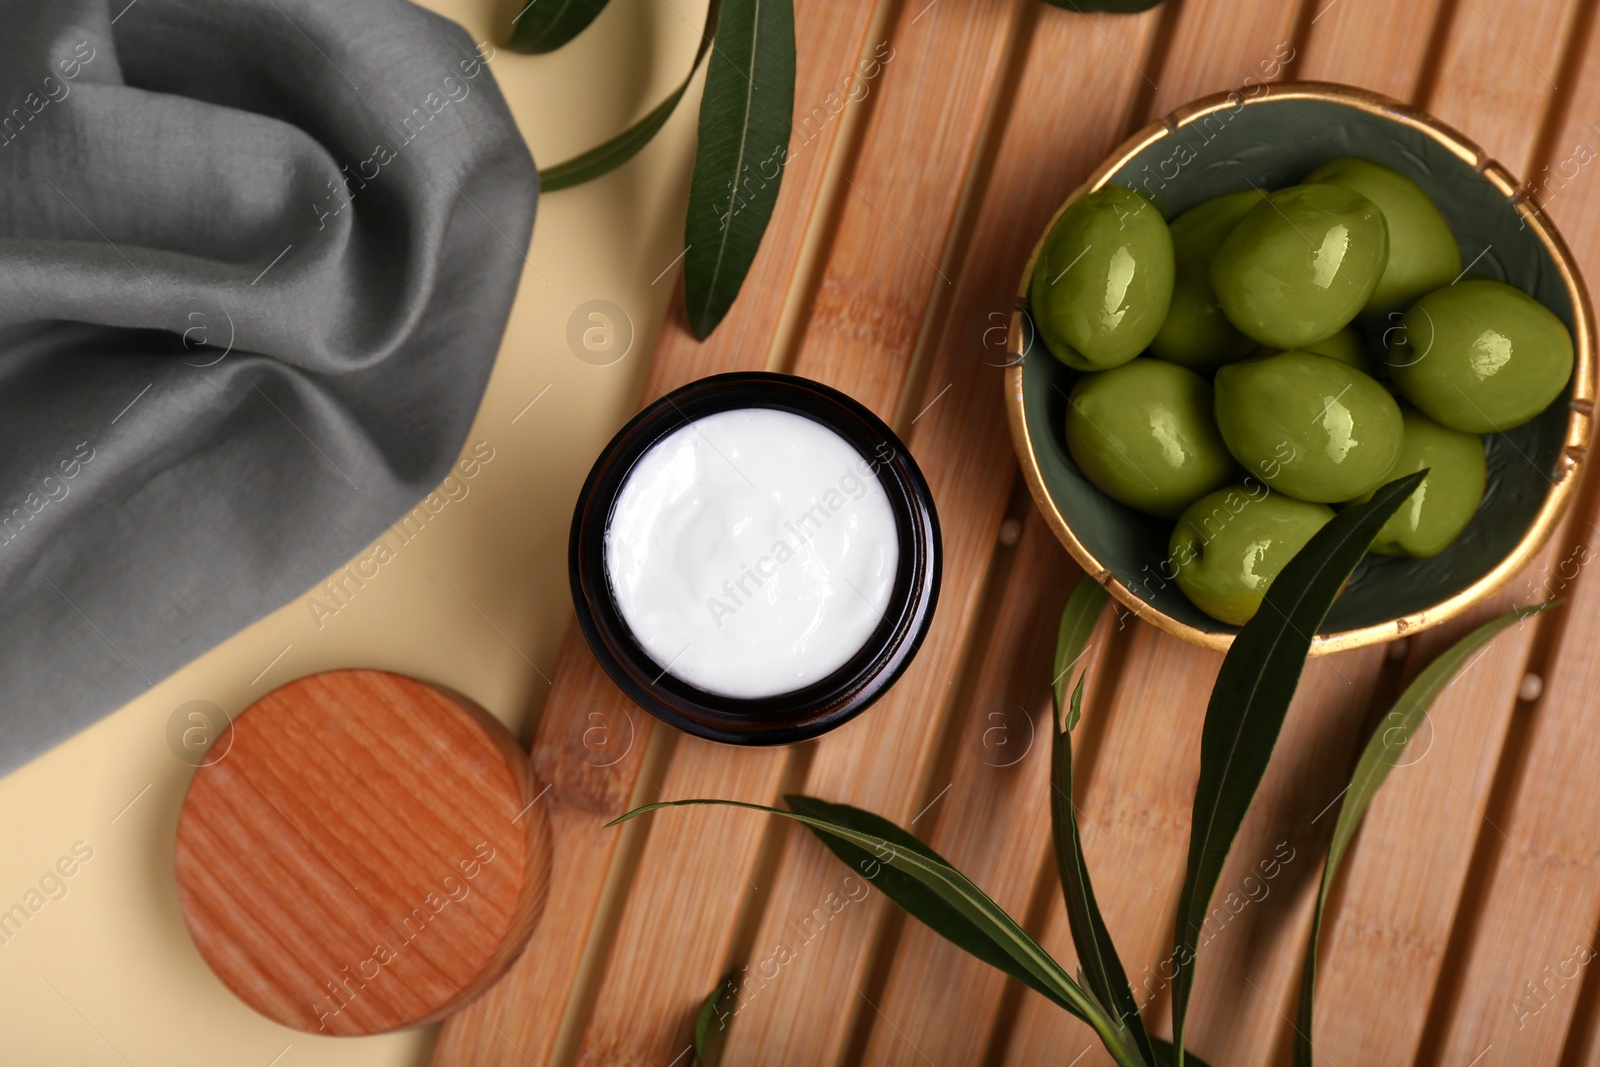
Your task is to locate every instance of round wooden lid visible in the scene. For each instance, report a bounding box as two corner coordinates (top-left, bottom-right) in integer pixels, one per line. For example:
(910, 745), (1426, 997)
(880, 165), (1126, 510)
(175, 670), (549, 1035)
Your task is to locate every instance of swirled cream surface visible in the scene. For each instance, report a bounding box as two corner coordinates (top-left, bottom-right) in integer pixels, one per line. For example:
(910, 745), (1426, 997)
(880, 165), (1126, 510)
(604, 408), (899, 699)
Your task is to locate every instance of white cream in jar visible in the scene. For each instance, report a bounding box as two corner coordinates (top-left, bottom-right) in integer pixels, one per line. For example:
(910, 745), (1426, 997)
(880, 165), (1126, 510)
(604, 408), (900, 699)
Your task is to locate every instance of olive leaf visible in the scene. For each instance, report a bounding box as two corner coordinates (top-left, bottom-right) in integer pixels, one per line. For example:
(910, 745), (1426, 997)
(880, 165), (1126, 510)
(534, 0), (797, 335)
(1050, 581), (1155, 1066)
(1292, 600), (1557, 1066)
(1168, 469), (1427, 1065)
(785, 796), (1095, 1019)
(506, 0), (611, 54)
(1041, 0), (1166, 13)
(538, 0), (722, 192)
(692, 974), (737, 1066)
(1054, 577), (1109, 713)
(608, 797), (1147, 1066)
(1151, 1038), (1214, 1067)
(682, 0), (796, 338)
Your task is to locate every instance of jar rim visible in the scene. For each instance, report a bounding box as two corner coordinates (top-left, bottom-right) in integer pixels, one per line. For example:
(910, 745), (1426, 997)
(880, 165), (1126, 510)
(569, 372), (942, 746)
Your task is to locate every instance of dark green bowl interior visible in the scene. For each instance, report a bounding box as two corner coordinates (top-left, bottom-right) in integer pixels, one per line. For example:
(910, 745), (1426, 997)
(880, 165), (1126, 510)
(1021, 95), (1576, 639)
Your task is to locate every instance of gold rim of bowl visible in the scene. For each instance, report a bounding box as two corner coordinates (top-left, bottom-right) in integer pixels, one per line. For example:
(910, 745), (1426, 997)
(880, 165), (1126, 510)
(1005, 81), (1597, 655)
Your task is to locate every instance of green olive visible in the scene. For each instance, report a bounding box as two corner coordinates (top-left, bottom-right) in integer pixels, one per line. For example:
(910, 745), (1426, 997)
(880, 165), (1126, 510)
(1210, 183), (1389, 349)
(1214, 350), (1403, 502)
(1305, 158), (1461, 317)
(1170, 487), (1335, 625)
(1389, 279), (1574, 432)
(1251, 326), (1379, 377)
(1030, 185), (1175, 371)
(1149, 190), (1267, 371)
(1304, 325), (1379, 376)
(1065, 359), (1237, 519)
(1353, 404), (1486, 557)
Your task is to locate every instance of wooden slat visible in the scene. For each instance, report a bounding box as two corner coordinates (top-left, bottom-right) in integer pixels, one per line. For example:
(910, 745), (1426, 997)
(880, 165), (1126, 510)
(703, 1), (1057, 1061)
(1294, 0), (1448, 101)
(1419, 555), (1600, 1067)
(1276, 1), (1594, 1062)
(428, 2), (882, 1061)
(1308, 570), (1557, 1064)
(570, 729), (785, 1067)
(791, 2), (1024, 419)
(1408, 6), (1600, 1061)
(998, 646), (1382, 1067)
(1146, 0), (1299, 120)
(845, 7), (1166, 1064)
(570, 0), (1033, 1062)
(859, 514), (1097, 1066)
(1180, 1), (1589, 1061)
(1527, 24), (1600, 1067)
(437, 2), (1600, 1064)
(986, 0), (1310, 1061)
(1422, 0), (1585, 172)
(988, 3), (1541, 1064)
(997, 628), (1220, 1066)
(1172, 647), (1387, 1066)
(430, 627), (656, 1067)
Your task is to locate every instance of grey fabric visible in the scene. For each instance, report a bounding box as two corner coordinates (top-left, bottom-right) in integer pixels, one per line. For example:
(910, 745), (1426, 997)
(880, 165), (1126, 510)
(0, 0), (536, 773)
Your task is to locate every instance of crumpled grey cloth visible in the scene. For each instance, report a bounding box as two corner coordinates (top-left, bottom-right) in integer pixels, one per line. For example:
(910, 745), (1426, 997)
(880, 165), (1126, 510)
(0, 0), (536, 773)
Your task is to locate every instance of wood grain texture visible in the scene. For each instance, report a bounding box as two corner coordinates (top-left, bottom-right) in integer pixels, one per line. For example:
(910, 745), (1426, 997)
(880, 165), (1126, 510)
(646, 0), (892, 394)
(1287, 2), (1593, 1063)
(859, 512), (1091, 1066)
(428, 1), (883, 1062)
(430, 627), (662, 1066)
(1148, 0), (1303, 120)
(710, 1), (1046, 1062)
(1412, 6), (1600, 1060)
(791, 0), (1024, 422)
(571, 734), (787, 1067)
(1422, 548), (1600, 1067)
(566, 0), (1032, 1061)
(1422, 0), (1585, 175)
(1308, 571), (1558, 1065)
(441, 1), (1600, 1064)
(996, 1), (1311, 1063)
(1529, 22), (1600, 1063)
(1171, 2), (1571, 1058)
(1294, 0), (1449, 101)
(848, 6), (1166, 1064)
(175, 670), (546, 1036)
(995, 650), (1382, 1067)
(1175, 648), (1388, 1066)
(998, 627), (1221, 1067)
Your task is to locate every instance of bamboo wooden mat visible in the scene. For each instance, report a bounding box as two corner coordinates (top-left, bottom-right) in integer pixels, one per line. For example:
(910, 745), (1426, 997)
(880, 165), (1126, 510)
(433, 0), (1600, 1063)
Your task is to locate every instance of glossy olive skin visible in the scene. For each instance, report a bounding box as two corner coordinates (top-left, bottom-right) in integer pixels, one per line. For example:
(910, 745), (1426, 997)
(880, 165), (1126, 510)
(1355, 404), (1486, 557)
(1210, 183), (1390, 349)
(1304, 325), (1379, 376)
(1150, 190), (1267, 371)
(1252, 325), (1379, 376)
(1215, 350), (1403, 502)
(1389, 279), (1575, 432)
(1306, 157), (1461, 317)
(1170, 487), (1335, 625)
(1031, 186), (1175, 371)
(1065, 359), (1237, 519)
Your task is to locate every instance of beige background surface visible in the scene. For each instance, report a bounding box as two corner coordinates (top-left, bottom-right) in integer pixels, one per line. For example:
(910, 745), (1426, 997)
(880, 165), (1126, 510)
(0, 1), (701, 1061)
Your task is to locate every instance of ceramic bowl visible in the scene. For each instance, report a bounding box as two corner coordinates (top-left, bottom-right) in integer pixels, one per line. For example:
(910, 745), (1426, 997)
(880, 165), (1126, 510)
(1006, 82), (1595, 654)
